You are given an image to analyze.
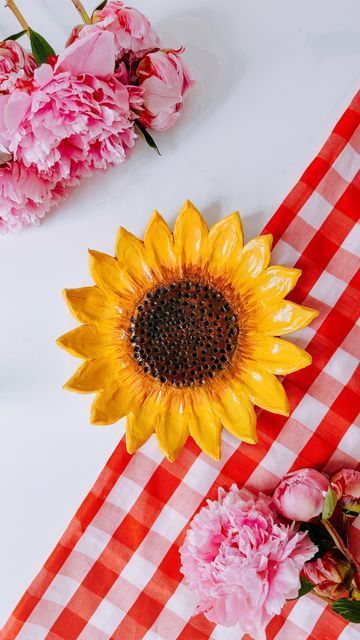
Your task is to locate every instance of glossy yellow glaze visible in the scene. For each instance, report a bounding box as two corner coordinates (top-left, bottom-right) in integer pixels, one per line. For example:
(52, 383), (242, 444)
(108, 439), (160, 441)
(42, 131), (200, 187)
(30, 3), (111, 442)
(57, 200), (319, 461)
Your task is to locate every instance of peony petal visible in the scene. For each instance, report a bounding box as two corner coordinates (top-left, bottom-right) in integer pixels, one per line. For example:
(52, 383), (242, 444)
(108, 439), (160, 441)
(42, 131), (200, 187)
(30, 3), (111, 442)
(91, 377), (133, 425)
(125, 390), (162, 454)
(189, 390), (222, 460)
(252, 266), (302, 302)
(251, 336), (312, 375)
(4, 91), (31, 132)
(63, 287), (118, 323)
(174, 200), (208, 268)
(233, 234), (273, 287)
(241, 365), (290, 416)
(156, 393), (189, 461)
(89, 249), (137, 299)
(56, 324), (110, 359)
(64, 358), (118, 393)
(144, 210), (178, 274)
(55, 31), (115, 78)
(208, 211), (244, 277)
(214, 383), (257, 443)
(258, 301), (319, 335)
(116, 227), (153, 287)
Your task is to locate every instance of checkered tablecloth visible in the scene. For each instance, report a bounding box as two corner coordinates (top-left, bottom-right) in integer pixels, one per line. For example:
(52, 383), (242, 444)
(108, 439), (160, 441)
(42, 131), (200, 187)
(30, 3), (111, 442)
(3, 93), (360, 640)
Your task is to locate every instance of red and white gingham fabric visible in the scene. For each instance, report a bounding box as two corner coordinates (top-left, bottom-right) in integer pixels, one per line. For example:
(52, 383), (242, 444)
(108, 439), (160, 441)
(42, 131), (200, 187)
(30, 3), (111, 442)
(3, 93), (360, 640)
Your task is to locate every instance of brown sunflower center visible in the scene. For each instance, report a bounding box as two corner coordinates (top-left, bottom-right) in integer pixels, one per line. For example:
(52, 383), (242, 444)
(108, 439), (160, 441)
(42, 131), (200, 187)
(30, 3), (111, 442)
(129, 280), (239, 387)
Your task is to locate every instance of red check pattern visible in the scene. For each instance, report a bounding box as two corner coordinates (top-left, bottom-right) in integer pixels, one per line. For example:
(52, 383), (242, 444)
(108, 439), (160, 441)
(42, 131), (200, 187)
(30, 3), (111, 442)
(3, 93), (360, 640)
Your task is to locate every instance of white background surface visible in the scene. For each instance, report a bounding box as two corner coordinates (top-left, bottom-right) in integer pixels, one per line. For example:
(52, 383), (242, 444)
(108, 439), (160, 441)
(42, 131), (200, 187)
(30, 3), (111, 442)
(0, 0), (359, 628)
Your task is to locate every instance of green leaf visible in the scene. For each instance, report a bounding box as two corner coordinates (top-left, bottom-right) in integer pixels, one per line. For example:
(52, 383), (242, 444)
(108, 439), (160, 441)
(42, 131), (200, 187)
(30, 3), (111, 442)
(343, 505), (360, 517)
(28, 28), (55, 65)
(135, 121), (161, 155)
(5, 29), (27, 41)
(287, 576), (314, 600)
(332, 598), (360, 623)
(93, 0), (108, 12)
(300, 522), (334, 560)
(298, 576), (315, 597)
(322, 488), (338, 520)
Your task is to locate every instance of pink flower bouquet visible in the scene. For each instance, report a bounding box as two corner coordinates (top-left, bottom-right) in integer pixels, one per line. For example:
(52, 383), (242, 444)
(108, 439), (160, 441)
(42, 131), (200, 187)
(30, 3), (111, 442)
(0, 1), (194, 234)
(180, 468), (360, 639)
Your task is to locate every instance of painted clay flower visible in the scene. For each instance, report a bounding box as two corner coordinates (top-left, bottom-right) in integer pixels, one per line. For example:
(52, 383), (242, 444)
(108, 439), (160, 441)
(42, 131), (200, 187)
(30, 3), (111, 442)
(273, 468), (329, 521)
(0, 40), (36, 93)
(66, 1), (160, 60)
(0, 32), (137, 184)
(330, 469), (360, 514)
(57, 202), (318, 461)
(180, 485), (317, 639)
(136, 49), (195, 131)
(303, 550), (353, 599)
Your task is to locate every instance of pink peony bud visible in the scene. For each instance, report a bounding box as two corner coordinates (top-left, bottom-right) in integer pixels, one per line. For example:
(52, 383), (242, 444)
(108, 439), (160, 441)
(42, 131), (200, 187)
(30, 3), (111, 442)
(66, 1), (160, 60)
(136, 48), (195, 131)
(0, 40), (36, 93)
(330, 469), (360, 514)
(65, 24), (84, 48)
(56, 31), (115, 79)
(303, 550), (353, 599)
(349, 515), (360, 564)
(273, 468), (330, 521)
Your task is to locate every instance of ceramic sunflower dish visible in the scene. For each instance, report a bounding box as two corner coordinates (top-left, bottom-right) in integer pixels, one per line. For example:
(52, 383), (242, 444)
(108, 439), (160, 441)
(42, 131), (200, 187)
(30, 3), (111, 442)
(57, 201), (318, 461)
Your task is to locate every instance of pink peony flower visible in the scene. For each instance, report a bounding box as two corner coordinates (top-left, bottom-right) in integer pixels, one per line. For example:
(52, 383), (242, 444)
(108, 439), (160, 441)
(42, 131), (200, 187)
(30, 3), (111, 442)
(0, 40), (36, 93)
(136, 48), (194, 131)
(330, 469), (360, 514)
(273, 468), (330, 522)
(0, 31), (143, 233)
(303, 549), (353, 599)
(0, 161), (68, 234)
(0, 32), (139, 183)
(66, 1), (159, 60)
(180, 485), (317, 640)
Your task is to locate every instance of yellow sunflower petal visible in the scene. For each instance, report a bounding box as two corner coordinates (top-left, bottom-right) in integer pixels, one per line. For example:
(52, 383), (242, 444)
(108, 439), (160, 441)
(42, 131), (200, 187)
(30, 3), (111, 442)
(64, 358), (118, 393)
(189, 390), (222, 460)
(125, 390), (162, 454)
(56, 325), (105, 359)
(156, 393), (189, 461)
(63, 287), (117, 323)
(233, 234), (273, 286)
(208, 211), (244, 277)
(116, 227), (153, 286)
(214, 383), (257, 444)
(241, 365), (290, 416)
(88, 250), (137, 299)
(144, 211), (178, 274)
(173, 200), (208, 268)
(252, 266), (302, 302)
(251, 336), (312, 374)
(91, 377), (133, 425)
(258, 300), (319, 335)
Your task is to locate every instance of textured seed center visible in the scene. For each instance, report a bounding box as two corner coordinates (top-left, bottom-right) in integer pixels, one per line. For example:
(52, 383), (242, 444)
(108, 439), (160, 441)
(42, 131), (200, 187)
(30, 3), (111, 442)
(129, 280), (239, 387)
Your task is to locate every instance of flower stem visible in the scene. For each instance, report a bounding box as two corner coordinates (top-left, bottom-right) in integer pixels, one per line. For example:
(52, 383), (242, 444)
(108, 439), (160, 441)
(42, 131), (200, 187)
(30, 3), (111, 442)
(6, 0), (29, 30)
(322, 519), (360, 574)
(70, 0), (91, 24)
(313, 592), (335, 605)
(343, 514), (350, 546)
